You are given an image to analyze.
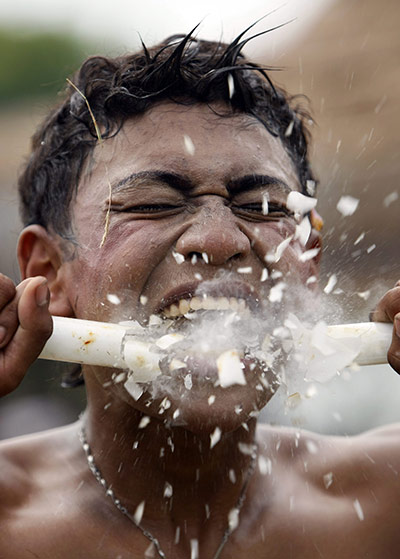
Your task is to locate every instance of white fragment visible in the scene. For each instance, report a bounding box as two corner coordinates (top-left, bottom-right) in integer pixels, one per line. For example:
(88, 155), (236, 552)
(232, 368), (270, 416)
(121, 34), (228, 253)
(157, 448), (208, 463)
(190, 539), (199, 559)
(106, 293), (121, 305)
(159, 397), (171, 413)
(323, 472), (333, 489)
(367, 244), (376, 254)
(208, 395), (216, 406)
(287, 191), (317, 214)
(295, 216), (311, 245)
(139, 295), (148, 305)
(163, 482), (173, 498)
(305, 440), (319, 454)
(133, 500), (145, 524)
(227, 73), (235, 99)
(184, 374), (193, 390)
(229, 469), (236, 483)
(144, 542), (157, 558)
(155, 333), (185, 350)
(124, 377), (144, 401)
(285, 120), (294, 137)
(183, 134), (195, 155)
(268, 281), (286, 303)
(260, 268), (268, 282)
(336, 195), (359, 216)
(306, 180), (316, 196)
(138, 416), (151, 429)
(228, 508), (239, 531)
(323, 274), (337, 294)
(172, 250), (185, 264)
(299, 247), (320, 262)
(357, 290), (371, 300)
(265, 236), (293, 263)
(217, 350), (246, 387)
(353, 499), (364, 521)
(383, 191), (398, 207)
(174, 526), (180, 544)
(237, 266), (252, 274)
(194, 273), (202, 280)
(169, 358), (186, 371)
(306, 275), (317, 285)
(202, 252), (209, 264)
(258, 455), (272, 475)
(237, 442), (256, 456)
(113, 372), (126, 383)
(262, 192), (269, 215)
(354, 232), (365, 245)
(210, 427), (222, 449)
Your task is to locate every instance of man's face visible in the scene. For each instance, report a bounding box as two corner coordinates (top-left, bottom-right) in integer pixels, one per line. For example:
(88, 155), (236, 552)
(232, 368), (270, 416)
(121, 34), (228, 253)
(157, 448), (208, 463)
(60, 101), (319, 431)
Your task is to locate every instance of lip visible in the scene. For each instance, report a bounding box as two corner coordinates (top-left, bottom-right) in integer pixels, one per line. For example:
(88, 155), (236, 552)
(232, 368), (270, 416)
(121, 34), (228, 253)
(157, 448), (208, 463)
(155, 280), (261, 315)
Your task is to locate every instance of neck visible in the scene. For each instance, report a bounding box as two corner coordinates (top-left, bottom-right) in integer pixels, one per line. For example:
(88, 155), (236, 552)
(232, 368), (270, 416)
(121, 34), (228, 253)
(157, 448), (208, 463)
(82, 383), (259, 530)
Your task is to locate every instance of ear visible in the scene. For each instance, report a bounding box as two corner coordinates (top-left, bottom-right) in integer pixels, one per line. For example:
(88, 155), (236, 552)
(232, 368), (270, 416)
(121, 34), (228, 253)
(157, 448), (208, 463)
(17, 225), (75, 317)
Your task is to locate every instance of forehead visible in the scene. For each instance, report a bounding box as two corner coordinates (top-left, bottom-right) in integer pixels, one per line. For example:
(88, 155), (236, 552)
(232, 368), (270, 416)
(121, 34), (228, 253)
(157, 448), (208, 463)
(82, 101), (300, 192)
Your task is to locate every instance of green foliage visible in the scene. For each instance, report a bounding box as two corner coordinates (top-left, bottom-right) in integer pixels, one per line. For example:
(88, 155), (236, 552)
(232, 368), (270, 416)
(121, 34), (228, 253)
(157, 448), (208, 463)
(0, 28), (88, 104)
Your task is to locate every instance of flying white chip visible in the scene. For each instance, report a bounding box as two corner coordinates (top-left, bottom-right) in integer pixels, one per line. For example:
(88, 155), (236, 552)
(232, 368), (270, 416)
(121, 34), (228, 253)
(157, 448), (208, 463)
(287, 191), (317, 214)
(217, 349), (246, 387)
(336, 195), (359, 216)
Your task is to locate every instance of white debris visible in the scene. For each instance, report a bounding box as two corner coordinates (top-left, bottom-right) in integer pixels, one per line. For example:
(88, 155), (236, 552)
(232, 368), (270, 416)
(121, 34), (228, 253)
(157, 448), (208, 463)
(124, 377), (144, 401)
(299, 247), (320, 262)
(163, 482), (173, 498)
(265, 236), (293, 263)
(305, 440), (319, 454)
(262, 192), (269, 215)
(133, 500), (145, 524)
(306, 180), (316, 196)
(336, 195), (359, 216)
(238, 442), (256, 456)
(237, 266), (252, 274)
(106, 293), (121, 305)
(229, 469), (236, 483)
(169, 358), (186, 371)
(183, 134), (195, 156)
(184, 374), (193, 390)
(159, 397), (171, 413)
(295, 216), (311, 245)
(190, 539), (199, 559)
(287, 191), (317, 214)
(217, 350), (246, 387)
(353, 499), (364, 521)
(113, 372), (126, 383)
(172, 250), (185, 264)
(323, 274), (337, 294)
(138, 416), (151, 429)
(260, 268), (268, 282)
(285, 120), (294, 137)
(144, 542), (157, 558)
(155, 333), (185, 350)
(367, 244), (376, 254)
(269, 282), (286, 303)
(228, 508), (240, 531)
(354, 232), (365, 245)
(271, 270), (283, 280)
(258, 455), (272, 475)
(306, 275), (317, 285)
(357, 290), (371, 301)
(227, 73), (235, 99)
(383, 191), (398, 207)
(139, 295), (148, 305)
(210, 427), (222, 449)
(202, 252), (209, 264)
(323, 472), (333, 489)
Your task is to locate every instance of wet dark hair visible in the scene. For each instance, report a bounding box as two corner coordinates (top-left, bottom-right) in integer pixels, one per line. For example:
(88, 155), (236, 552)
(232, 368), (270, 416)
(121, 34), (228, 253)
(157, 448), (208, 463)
(18, 25), (316, 242)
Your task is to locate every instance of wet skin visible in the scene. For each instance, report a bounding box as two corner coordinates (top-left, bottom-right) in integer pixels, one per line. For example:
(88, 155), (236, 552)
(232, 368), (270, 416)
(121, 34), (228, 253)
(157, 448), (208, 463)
(0, 103), (400, 558)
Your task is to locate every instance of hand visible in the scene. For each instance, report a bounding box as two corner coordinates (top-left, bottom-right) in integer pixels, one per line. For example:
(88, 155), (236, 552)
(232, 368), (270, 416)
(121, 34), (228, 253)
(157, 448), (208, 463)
(0, 274), (53, 397)
(370, 280), (400, 374)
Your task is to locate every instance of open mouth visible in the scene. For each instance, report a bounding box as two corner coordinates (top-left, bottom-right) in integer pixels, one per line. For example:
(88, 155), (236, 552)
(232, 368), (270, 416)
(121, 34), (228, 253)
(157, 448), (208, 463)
(161, 295), (249, 319)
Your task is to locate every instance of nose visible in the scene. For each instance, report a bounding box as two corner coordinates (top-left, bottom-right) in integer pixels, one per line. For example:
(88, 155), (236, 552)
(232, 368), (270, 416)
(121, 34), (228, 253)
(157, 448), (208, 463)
(175, 199), (251, 265)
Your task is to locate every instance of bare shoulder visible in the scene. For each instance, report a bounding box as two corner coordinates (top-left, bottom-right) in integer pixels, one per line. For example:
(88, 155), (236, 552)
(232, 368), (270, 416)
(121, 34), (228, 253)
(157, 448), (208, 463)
(0, 423), (81, 512)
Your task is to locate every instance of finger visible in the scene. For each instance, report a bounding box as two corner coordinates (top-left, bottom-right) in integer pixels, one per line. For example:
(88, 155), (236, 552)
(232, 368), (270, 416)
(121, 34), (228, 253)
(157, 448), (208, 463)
(388, 312), (400, 374)
(369, 285), (400, 323)
(0, 278), (32, 349)
(0, 277), (53, 396)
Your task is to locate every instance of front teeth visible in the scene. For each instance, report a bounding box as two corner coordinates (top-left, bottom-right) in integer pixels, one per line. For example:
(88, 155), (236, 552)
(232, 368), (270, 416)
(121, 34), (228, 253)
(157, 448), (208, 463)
(163, 296), (247, 318)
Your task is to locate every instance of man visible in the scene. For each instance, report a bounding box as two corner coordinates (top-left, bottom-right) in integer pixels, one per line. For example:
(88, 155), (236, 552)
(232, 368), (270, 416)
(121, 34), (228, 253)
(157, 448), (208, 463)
(0, 31), (399, 558)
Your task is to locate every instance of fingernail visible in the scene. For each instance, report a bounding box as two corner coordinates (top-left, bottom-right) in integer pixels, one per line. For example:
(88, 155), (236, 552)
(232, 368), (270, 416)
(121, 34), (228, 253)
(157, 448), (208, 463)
(35, 281), (49, 307)
(0, 325), (6, 345)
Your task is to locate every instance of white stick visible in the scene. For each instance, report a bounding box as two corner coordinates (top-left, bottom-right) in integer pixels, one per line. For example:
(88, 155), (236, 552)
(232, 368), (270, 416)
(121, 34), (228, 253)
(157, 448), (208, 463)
(39, 316), (394, 376)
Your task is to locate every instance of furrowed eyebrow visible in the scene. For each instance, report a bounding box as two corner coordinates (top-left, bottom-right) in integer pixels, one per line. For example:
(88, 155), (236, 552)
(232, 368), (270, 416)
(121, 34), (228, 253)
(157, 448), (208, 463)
(112, 170), (195, 193)
(227, 174), (293, 195)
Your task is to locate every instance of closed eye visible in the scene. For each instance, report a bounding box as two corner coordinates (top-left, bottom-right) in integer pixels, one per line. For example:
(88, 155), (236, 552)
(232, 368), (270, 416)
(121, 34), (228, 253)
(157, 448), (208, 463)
(232, 202), (294, 219)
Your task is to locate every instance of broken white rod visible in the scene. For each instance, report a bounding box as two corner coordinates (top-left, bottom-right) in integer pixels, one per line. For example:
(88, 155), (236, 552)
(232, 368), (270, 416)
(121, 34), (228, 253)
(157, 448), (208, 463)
(39, 316), (394, 373)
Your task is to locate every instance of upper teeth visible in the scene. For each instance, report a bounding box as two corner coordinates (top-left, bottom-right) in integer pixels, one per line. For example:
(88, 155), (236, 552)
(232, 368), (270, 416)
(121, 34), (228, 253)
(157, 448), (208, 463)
(162, 296), (248, 318)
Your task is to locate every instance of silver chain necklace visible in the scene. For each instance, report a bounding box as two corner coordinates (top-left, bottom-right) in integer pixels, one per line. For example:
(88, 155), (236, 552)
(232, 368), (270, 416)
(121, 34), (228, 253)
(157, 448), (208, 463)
(79, 427), (257, 559)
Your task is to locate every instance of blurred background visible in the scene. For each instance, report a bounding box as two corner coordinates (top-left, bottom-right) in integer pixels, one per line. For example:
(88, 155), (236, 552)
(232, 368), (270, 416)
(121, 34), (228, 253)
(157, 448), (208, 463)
(0, 0), (399, 438)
